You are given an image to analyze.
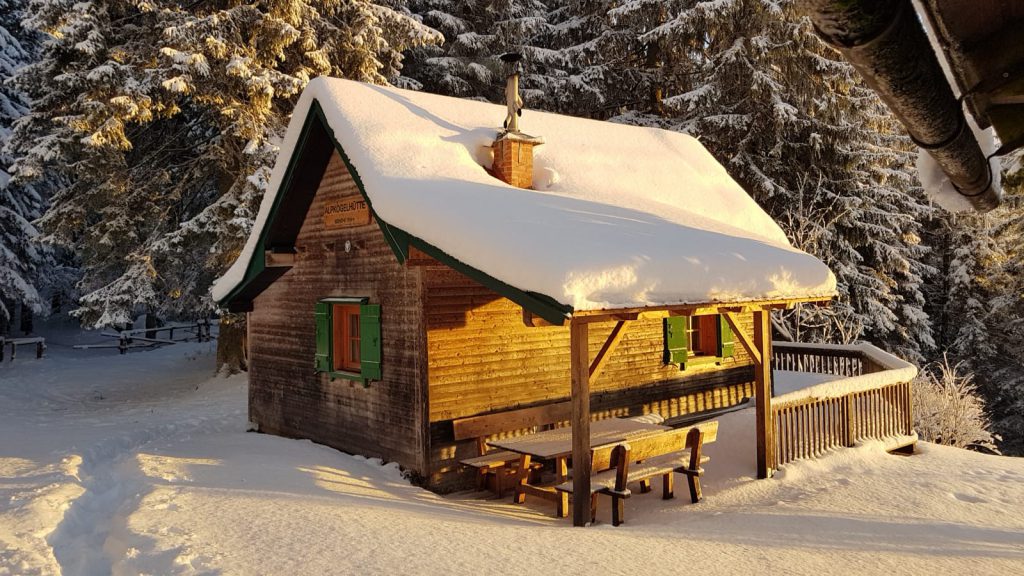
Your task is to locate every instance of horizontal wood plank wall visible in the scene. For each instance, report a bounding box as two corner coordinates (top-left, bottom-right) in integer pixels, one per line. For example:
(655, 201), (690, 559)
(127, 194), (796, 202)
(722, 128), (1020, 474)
(249, 152), (428, 477)
(424, 268), (755, 490)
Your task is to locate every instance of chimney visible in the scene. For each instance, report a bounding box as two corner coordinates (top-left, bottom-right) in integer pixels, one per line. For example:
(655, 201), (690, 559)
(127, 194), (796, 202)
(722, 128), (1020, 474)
(492, 52), (543, 189)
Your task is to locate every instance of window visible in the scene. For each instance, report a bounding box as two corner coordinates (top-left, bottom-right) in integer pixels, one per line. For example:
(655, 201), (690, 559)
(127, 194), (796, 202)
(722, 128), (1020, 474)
(664, 314), (735, 369)
(332, 304), (361, 372)
(315, 299), (382, 382)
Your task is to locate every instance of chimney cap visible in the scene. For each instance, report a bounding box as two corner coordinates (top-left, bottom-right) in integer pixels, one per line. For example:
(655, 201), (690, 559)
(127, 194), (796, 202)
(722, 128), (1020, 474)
(495, 131), (544, 145)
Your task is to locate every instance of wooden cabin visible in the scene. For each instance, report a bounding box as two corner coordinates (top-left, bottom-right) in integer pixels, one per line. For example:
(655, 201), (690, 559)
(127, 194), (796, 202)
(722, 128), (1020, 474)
(213, 78), (837, 503)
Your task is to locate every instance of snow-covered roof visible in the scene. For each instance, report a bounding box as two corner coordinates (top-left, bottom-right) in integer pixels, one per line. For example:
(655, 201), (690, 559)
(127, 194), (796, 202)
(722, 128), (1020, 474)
(212, 77), (836, 315)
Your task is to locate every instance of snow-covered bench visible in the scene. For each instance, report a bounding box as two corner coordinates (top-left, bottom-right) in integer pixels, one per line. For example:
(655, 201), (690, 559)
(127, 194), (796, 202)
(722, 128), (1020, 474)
(555, 420), (718, 526)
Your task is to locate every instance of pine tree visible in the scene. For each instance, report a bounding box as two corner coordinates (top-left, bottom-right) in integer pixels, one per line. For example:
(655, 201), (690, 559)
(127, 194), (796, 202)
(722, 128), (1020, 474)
(8, 0), (440, 327)
(533, 0), (671, 118)
(406, 0), (551, 104)
(978, 159), (1024, 453)
(618, 0), (935, 359)
(0, 0), (51, 331)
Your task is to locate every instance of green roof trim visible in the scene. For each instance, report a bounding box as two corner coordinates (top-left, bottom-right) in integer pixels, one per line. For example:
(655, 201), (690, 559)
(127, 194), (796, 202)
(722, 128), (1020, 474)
(219, 98), (574, 326)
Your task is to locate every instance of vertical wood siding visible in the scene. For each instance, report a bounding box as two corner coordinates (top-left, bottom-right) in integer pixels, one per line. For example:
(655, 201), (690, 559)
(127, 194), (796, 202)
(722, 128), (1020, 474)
(248, 152), (428, 477)
(424, 268), (755, 489)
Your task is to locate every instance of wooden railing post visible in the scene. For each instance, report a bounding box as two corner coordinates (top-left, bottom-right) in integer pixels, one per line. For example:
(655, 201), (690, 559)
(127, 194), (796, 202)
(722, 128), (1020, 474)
(844, 394), (855, 446)
(905, 380), (914, 435)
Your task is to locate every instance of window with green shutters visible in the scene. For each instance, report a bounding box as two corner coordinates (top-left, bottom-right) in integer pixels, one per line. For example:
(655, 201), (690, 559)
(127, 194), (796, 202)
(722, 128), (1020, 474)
(314, 298), (382, 384)
(663, 314), (734, 369)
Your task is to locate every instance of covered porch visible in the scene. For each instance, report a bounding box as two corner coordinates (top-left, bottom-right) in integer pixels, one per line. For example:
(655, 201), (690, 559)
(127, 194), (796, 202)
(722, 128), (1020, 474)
(549, 300), (916, 526)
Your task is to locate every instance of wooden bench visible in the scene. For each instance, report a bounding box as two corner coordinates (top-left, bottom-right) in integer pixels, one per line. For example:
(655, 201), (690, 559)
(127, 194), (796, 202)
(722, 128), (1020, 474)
(453, 401), (573, 496)
(555, 420), (718, 526)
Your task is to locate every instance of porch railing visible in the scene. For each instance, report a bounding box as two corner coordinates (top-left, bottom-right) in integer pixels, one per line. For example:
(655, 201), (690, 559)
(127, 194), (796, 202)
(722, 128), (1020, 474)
(770, 342), (917, 469)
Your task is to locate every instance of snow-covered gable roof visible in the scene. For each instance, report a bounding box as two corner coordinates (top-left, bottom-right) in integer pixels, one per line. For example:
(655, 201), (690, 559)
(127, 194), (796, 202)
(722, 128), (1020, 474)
(213, 77), (836, 320)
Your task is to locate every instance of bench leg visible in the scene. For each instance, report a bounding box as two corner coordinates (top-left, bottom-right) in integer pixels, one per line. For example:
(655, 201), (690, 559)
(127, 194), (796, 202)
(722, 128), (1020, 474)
(639, 479), (652, 494)
(557, 490), (569, 518)
(590, 493), (598, 524)
(495, 469), (505, 499)
(513, 454), (531, 504)
(663, 472), (674, 500)
(611, 495), (625, 527)
(687, 473), (702, 503)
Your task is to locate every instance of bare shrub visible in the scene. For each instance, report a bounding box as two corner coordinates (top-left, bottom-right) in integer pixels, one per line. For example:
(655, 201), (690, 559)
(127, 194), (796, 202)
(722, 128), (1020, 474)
(913, 356), (999, 453)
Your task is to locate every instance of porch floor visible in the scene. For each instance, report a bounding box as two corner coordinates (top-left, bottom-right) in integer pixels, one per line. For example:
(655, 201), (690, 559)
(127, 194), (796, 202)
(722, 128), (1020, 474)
(773, 369), (845, 396)
(450, 367), (915, 526)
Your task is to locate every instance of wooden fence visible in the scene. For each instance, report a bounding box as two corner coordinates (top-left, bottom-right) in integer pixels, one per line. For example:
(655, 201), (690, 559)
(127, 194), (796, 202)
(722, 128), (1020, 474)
(0, 336), (46, 362)
(73, 319), (213, 354)
(771, 343), (915, 468)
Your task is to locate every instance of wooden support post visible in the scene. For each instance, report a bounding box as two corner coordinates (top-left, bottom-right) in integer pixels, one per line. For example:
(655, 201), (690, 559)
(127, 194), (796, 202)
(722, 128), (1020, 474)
(36, 341), (44, 359)
(753, 309), (774, 479)
(570, 320), (591, 527)
(0, 337), (5, 362)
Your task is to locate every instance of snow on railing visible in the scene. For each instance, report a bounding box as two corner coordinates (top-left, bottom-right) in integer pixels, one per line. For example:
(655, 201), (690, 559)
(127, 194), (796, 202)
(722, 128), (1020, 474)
(770, 342), (917, 468)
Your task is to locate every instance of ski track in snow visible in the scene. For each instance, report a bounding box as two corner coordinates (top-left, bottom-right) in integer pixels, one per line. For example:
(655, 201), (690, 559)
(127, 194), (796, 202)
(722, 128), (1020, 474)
(0, 321), (242, 576)
(46, 412), (243, 576)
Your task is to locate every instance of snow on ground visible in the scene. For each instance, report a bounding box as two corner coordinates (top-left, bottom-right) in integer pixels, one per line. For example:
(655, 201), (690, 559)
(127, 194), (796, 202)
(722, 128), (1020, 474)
(2, 323), (1023, 575)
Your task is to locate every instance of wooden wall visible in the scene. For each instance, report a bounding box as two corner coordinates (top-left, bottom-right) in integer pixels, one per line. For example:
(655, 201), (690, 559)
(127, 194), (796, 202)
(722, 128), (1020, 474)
(248, 152), (428, 477)
(424, 267), (756, 490)
(247, 151), (759, 491)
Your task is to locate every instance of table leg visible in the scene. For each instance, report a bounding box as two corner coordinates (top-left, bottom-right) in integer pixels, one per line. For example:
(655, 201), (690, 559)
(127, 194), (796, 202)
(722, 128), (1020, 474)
(513, 454), (532, 504)
(556, 456), (568, 483)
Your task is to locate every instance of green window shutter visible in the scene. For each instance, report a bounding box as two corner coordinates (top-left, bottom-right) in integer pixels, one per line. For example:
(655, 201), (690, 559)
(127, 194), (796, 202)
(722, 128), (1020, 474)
(717, 315), (735, 358)
(315, 301), (331, 372)
(360, 303), (382, 380)
(663, 316), (689, 367)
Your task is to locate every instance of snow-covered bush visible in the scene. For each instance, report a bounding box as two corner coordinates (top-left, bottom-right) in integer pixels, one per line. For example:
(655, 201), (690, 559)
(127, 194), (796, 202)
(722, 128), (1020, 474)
(913, 356), (999, 452)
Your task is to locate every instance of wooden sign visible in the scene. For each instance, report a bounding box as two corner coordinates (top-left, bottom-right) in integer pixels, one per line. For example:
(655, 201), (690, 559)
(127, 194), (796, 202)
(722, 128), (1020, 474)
(324, 196), (371, 229)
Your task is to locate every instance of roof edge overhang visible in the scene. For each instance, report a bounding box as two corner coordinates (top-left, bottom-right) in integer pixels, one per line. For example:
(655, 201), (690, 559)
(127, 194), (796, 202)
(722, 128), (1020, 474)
(557, 296), (834, 326)
(217, 98), (575, 324)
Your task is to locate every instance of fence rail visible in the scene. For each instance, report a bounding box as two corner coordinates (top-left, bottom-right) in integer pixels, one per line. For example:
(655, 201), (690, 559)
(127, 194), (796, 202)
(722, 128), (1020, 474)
(770, 343), (915, 468)
(73, 319), (213, 354)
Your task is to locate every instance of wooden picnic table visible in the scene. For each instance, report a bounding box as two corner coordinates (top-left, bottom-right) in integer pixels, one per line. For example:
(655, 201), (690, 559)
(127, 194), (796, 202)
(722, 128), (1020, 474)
(487, 417), (669, 515)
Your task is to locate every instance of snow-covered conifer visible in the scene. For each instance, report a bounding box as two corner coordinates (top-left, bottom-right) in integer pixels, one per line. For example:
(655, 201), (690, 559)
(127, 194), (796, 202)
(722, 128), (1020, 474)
(7, 0), (440, 327)
(0, 0), (51, 331)
(626, 0), (935, 359)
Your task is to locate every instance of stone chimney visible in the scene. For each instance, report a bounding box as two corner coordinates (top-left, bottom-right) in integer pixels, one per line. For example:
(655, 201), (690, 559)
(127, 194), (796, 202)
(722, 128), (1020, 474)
(492, 52), (543, 189)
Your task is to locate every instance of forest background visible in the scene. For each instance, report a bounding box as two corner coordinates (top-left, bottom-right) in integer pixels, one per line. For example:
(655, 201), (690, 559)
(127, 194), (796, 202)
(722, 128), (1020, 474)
(1, 0), (1021, 452)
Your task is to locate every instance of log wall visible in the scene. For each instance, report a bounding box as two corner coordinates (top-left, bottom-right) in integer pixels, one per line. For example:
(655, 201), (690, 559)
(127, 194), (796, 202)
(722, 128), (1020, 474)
(424, 268), (756, 490)
(248, 152), (428, 477)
